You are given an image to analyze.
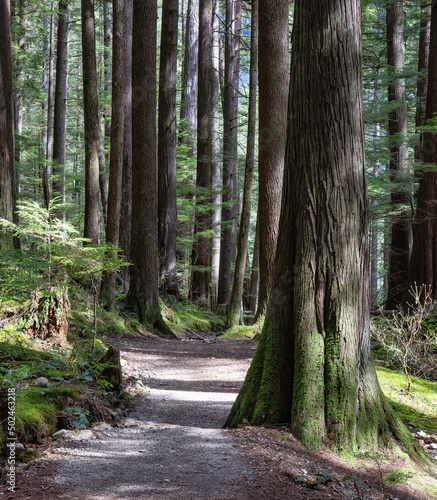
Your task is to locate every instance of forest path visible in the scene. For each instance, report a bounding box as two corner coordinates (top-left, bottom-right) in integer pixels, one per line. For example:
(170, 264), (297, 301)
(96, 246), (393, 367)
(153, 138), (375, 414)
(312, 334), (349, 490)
(11, 333), (291, 500)
(7, 333), (430, 500)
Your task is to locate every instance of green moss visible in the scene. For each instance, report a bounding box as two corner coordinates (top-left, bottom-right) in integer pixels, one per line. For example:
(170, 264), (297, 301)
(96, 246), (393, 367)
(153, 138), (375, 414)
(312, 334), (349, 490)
(376, 367), (437, 434)
(221, 323), (262, 338)
(16, 389), (57, 441)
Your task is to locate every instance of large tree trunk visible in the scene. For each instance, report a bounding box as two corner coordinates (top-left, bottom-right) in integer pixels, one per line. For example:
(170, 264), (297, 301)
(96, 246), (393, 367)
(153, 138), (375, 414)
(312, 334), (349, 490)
(119, 0), (132, 290)
(255, 0), (288, 320)
(128, 0), (170, 333)
(217, 0), (241, 305)
(158, 0), (179, 296)
(403, 2), (437, 305)
(100, 0), (125, 310)
(52, 0), (70, 210)
(226, 0), (414, 454)
(82, 0), (101, 244)
(0, 0), (15, 250)
(179, 0), (198, 152)
(227, 0), (257, 328)
(190, 0), (213, 301)
(385, 1), (412, 310)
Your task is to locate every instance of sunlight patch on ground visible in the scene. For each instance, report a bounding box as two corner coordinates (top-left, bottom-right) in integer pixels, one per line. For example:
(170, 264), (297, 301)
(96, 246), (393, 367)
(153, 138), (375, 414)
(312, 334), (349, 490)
(150, 387), (239, 402)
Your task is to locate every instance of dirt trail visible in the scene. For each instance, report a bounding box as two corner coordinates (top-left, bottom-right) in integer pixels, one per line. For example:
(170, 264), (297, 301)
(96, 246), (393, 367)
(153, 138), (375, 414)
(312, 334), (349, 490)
(4, 333), (433, 500)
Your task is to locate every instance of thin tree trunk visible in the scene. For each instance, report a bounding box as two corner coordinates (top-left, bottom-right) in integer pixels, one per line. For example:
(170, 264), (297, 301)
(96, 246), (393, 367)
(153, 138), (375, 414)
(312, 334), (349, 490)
(100, 0), (125, 310)
(210, 0), (221, 304)
(385, 1), (412, 310)
(158, 0), (179, 295)
(119, 0), (132, 289)
(415, 1), (431, 164)
(179, 0), (199, 152)
(217, 0), (241, 305)
(52, 0), (70, 211)
(190, 0), (213, 301)
(0, 0), (15, 249)
(255, 0), (288, 320)
(227, 0), (257, 328)
(42, 4), (55, 208)
(247, 216), (259, 321)
(82, 0), (101, 244)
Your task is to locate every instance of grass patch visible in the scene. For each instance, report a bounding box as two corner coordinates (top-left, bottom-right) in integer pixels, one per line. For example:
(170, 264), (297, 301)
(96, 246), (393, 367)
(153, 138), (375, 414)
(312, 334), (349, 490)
(376, 366), (437, 434)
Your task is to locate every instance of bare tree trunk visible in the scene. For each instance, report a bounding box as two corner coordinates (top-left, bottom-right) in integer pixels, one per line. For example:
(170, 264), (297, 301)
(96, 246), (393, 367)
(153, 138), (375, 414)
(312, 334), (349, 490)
(247, 216), (259, 321)
(210, 0), (221, 304)
(0, 0), (15, 250)
(158, 0), (179, 295)
(119, 0), (132, 289)
(415, 1), (431, 164)
(42, 4), (55, 208)
(52, 0), (70, 211)
(226, 0), (412, 455)
(403, 2), (437, 305)
(217, 0), (241, 305)
(227, 0), (257, 328)
(100, 0), (125, 310)
(82, 0), (101, 244)
(255, 0), (288, 320)
(385, 1), (412, 310)
(179, 0), (199, 152)
(128, 0), (171, 335)
(190, 0), (213, 301)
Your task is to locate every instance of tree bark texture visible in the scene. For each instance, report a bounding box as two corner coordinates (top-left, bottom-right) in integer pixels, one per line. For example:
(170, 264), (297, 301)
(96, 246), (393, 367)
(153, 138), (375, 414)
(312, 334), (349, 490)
(128, 0), (162, 327)
(190, 0), (213, 301)
(119, 0), (132, 289)
(100, 0), (125, 310)
(52, 0), (70, 206)
(0, 0), (15, 249)
(404, 1), (437, 304)
(227, 0), (257, 328)
(179, 0), (199, 152)
(82, 0), (101, 244)
(217, 0), (241, 305)
(158, 0), (179, 295)
(385, 1), (412, 310)
(255, 0), (288, 319)
(226, 0), (414, 454)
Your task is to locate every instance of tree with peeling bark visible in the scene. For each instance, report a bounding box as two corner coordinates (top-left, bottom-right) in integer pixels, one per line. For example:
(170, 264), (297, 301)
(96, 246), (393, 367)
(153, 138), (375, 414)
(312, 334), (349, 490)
(225, 0), (416, 454)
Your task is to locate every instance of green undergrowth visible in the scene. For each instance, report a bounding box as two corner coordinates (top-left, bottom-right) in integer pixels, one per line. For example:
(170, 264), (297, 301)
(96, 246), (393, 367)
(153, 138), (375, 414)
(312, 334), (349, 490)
(160, 296), (225, 335)
(221, 322), (263, 338)
(376, 367), (437, 434)
(0, 335), (127, 453)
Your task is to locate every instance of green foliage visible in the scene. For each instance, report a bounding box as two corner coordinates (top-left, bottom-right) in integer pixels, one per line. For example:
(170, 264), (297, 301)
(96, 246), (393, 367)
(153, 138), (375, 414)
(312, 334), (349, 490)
(371, 285), (437, 391)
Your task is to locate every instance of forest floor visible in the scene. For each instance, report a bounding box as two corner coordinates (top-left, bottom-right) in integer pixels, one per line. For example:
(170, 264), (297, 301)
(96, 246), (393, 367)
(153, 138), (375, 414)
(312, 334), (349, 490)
(2, 330), (437, 500)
